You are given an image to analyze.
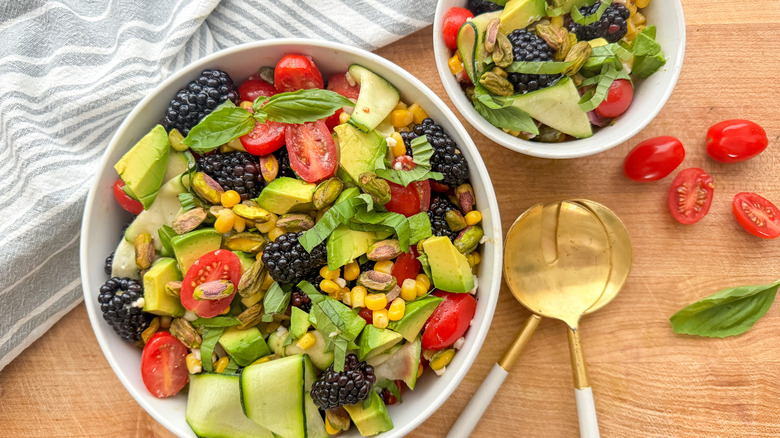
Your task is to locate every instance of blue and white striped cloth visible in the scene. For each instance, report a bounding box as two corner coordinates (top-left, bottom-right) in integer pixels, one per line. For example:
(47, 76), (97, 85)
(0, 0), (435, 372)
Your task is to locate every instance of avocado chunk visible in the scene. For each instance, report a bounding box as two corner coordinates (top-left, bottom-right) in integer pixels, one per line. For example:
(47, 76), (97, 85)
(254, 177), (316, 215)
(343, 387), (394, 436)
(114, 124), (170, 209)
(347, 64), (400, 133)
(372, 337), (422, 390)
(499, 0), (546, 35)
(389, 295), (443, 342)
(290, 307), (311, 339)
(357, 325), (403, 361)
(423, 236), (475, 293)
(171, 228), (223, 275)
(510, 77), (592, 139)
(327, 225), (380, 270)
(124, 174), (188, 251)
(334, 124), (387, 182)
(111, 239), (140, 280)
(142, 258), (185, 317)
(163, 150), (190, 184)
(219, 326), (271, 366)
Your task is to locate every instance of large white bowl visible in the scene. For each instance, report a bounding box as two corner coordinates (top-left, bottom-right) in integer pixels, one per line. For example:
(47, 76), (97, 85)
(80, 39), (502, 438)
(433, 0), (686, 159)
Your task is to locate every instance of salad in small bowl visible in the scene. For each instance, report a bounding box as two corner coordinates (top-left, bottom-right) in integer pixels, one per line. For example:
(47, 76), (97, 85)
(81, 40), (501, 438)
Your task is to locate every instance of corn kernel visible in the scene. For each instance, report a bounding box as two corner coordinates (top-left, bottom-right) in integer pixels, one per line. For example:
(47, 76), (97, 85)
(320, 279), (341, 294)
(388, 298), (405, 321)
(341, 290), (352, 306)
(240, 100), (254, 110)
(344, 261), (360, 281)
(320, 266), (341, 280)
(221, 190), (241, 208)
(215, 356), (230, 374)
(633, 11), (646, 25)
(268, 226), (286, 241)
(550, 16), (564, 28)
(448, 53), (464, 75)
(401, 279), (417, 301)
(186, 353), (202, 374)
(256, 214), (278, 233)
(429, 349), (456, 371)
(393, 101), (408, 111)
(261, 271), (275, 290)
(141, 317), (160, 344)
(390, 109), (414, 129)
(214, 210), (235, 234)
(325, 418), (340, 435)
(467, 251), (481, 268)
(373, 309), (389, 329)
(635, 0), (650, 7)
(365, 293), (387, 311)
(251, 356), (272, 365)
(351, 286), (367, 308)
(465, 210), (482, 226)
(391, 137), (407, 158)
(296, 332), (317, 350)
(241, 291), (264, 308)
(233, 215), (246, 233)
(408, 103), (428, 125)
(626, 20), (646, 42)
(339, 111), (351, 124)
(625, 0), (638, 14)
(417, 363), (424, 378)
(415, 274), (431, 295)
(374, 260), (394, 274)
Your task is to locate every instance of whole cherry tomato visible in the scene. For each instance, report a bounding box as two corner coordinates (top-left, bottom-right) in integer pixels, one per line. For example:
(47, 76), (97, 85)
(667, 168), (714, 225)
(596, 79), (633, 118)
(421, 291), (477, 351)
(141, 332), (189, 398)
(442, 7), (474, 50)
(732, 192), (780, 239)
(706, 119), (768, 163)
(284, 120), (338, 183)
(180, 250), (240, 318)
(391, 247), (421, 286)
(274, 54), (324, 92)
(623, 136), (685, 182)
(326, 73), (361, 100)
(112, 179), (144, 215)
(238, 74), (277, 102)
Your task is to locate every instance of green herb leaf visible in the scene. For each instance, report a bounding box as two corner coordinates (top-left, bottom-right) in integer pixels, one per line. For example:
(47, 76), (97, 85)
(589, 43), (633, 61)
(191, 316), (241, 327)
(376, 135), (444, 187)
(253, 89), (355, 125)
(182, 105), (255, 154)
(407, 212), (433, 245)
(178, 192), (196, 212)
(417, 252), (432, 279)
(374, 379), (403, 403)
(157, 225), (176, 256)
(223, 358), (239, 374)
(578, 63), (631, 112)
(630, 26), (666, 78)
(262, 282), (292, 322)
(200, 327), (225, 372)
(299, 194), (376, 252)
(571, 0), (613, 25)
(473, 95), (539, 135)
(506, 61), (574, 75)
(670, 281), (780, 338)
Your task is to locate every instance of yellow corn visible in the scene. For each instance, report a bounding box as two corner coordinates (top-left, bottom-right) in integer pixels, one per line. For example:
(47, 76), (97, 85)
(429, 349), (455, 371)
(351, 286), (367, 308)
(388, 298), (405, 321)
(251, 356), (272, 365)
(391, 136), (407, 158)
(344, 261), (360, 281)
(365, 293), (387, 311)
(626, 20), (646, 42)
(341, 288), (352, 306)
(465, 210), (482, 226)
(325, 418), (340, 435)
(393, 101), (408, 111)
(415, 274), (431, 296)
(215, 356), (230, 374)
(240, 101), (254, 110)
(141, 317), (160, 344)
(339, 111), (350, 124)
(233, 215), (246, 233)
(186, 353), (202, 374)
(268, 226), (286, 241)
(320, 266), (341, 280)
(261, 271), (275, 290)
(624, 0), (637, 15)
(256, 214), (278, 233)
(448, 53), (464, 75)
(408, 103), (428, 125)
(401, 279), (417, 301)
(417, 363), (424, 378)
(221, 190), (241, 208)
(635, 0), (650, 7)
(320, 279), (341, 294)
(296, 332), (316, 350)
(373, 309), (389, 329)
(390, 109), (414, 129)
(467, 251), (481, 267)
(550, 15), (564, 28)
(633, 11), (646, 25)
(374, 260), (394, 274)
(214, 210), (235, 234)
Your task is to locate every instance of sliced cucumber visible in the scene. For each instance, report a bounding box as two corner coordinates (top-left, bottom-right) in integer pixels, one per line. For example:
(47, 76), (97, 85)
(372, 337), (422, 390)
(186, 373), (274, 438)
(124, 174), (187, 251)
(303, 355), (328, 438)
(111, 238), (140, 279)
(240, 355), (306, 438)
(457, 11), (503, 84)
(347, 65), (400, 133)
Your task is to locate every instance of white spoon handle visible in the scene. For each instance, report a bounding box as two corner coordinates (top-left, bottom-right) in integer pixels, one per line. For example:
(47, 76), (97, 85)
(445, 363), (508, 438)
(575, 386), (600, 438)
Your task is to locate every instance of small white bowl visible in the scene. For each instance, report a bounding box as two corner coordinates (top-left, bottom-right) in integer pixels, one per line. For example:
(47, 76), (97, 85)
(433, 0), (686, 159)
(80, 39), (502, 438)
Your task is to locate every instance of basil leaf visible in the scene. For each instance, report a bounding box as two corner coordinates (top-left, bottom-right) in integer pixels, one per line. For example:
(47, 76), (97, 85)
(157, 225), (176, 256)
(191, 316), (241, 327)
(670, 281), (780, 338)
(506, 61), (574, 75)
(590, 43), (633, 61)
(223, 358), (239, 374)
(473, 95), (539, 135)
(254, 89), (355, 125)
(374, 379), (402, 403)
(578, 63), (631, 112)
(299, 194), (376, 252)
(262, 282), (292, 322)
(631, 26), (666, 78)
(182, 106), (255, 154)
(200, 327), (225, 372)
(376, 135), (444, 187)
(571, 0), (613, 25)
(178, 192), (196, 212)
(407, 212), (432, 245)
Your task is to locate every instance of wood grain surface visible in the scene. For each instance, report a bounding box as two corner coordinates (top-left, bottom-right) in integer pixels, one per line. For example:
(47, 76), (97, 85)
(3, 1), (780, 436)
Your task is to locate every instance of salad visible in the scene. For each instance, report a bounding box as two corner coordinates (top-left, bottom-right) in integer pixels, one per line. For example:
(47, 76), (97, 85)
(99, 54), (485, 437)
(442, 0), (666, 142)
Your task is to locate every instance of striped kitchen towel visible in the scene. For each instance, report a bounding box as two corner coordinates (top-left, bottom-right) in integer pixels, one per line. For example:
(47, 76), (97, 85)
(0, 0), (435, 372)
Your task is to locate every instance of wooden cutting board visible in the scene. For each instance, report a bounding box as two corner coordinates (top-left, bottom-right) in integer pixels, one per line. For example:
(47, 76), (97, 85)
(3, 1), (780, 436)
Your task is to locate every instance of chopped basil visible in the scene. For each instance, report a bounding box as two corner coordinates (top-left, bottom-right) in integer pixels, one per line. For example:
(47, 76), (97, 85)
(178, 192), (196, 212)
(262, 282), (292, 322)
(577, 63), (631, 112)
(199, 327), (225, 373)
(376, 135), (444, 187)
(191, 316), (241, 327)
(571, 0), (613, 26)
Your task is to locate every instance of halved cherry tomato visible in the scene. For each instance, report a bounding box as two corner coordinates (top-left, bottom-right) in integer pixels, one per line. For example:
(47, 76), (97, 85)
(421, 291), (477, 351)
(358, 307), (373, 325)
(623, 136), (685, 182)
(416, 180), (431, 212)
(392, 247), (421, 286)
(141, 331), (188, 398)
(392, 155), (415, 170)
(596, 79), (633, 118)
(284, 120), (338, 183)
(706, 119), (768, 163)
(442, 7), (474, 50)
(667, 168), (714, 225)
(238, 74), (277, 102)
(112, 179), (144, 215)
(326, 73), (361, 100)
(385, 181), (421, 217)
(180, 250), (240, 318)
(732, 192), (780, 239)
(240, 120), (286, 156)
(274, 54), (324, 92)
(323, 108), (343, 130)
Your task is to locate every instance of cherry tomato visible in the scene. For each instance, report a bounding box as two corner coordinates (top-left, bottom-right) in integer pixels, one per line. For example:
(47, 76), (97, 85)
(391, 155), (415, 170)
(238, 74), (277, 102)
(595, 79), (633, 118)
(732, 192), (780, 239)
(667, 168), (714, 225)
(706, 119), (768, 163)
(442, 7), (474, 50)
(430, 180), (450, 193)
(323, 108), (343, 130)
(112, 179), (144, 215)
(421, 291), (477, 350)
(392, 247), (421, 286)
(240, 120), (286, 156)
(623, 136), (685, 182)
(326, 73), (361, 100)
(416, 180), (431, 212)
(385, 181), (421, 217)
(274, 54), (324, 92)
(141, 332), (188, 398)
(284, 120), (338, 183)
(180, 250), (240, 318)
(358, 307), (373, 325)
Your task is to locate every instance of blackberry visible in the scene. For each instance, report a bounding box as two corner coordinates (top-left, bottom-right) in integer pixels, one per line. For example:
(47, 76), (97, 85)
(428, 196), (460, 241)
(310, 353), (376, 409)
(466, 0), (503, 15)
(293, 271), (324, 312)
(506, 29), (560, 94)
(97, 277), (152, 342)
(197, 152), (263, 201)
(262, 232), (327, 285)
(104, 252), (115, 276)
(274, 147), (296, 178)
(400, 118), (469, 187)
(162, 69), (239, 136)
(566, 2), (630, 43)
